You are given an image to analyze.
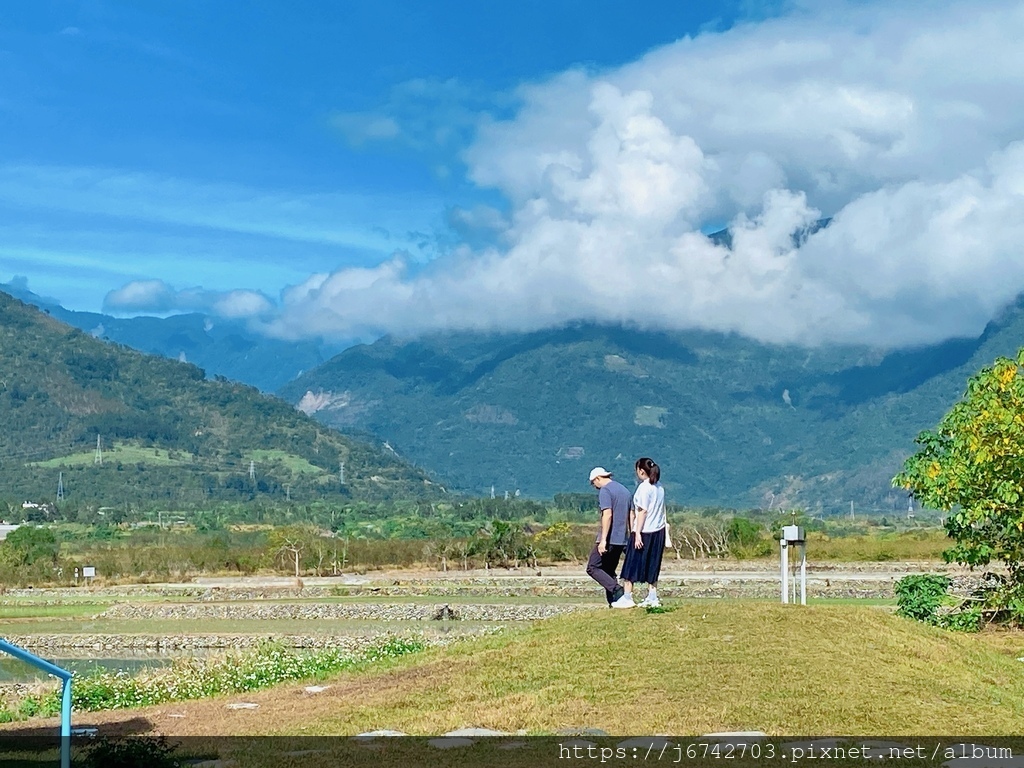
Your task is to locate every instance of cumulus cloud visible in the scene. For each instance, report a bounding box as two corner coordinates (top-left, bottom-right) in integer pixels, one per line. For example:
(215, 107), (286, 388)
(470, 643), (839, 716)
(104, 279), (273, 319)
(272, 1), (1024, 346)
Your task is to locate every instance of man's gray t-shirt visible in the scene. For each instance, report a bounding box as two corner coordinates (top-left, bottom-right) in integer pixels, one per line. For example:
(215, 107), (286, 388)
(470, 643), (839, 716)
(598, 479), (631, 546)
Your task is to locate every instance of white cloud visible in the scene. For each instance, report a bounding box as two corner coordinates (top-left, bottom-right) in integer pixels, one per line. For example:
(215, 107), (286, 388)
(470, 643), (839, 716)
(104, 279), (273, 319)
(261, 0), (1024, 348)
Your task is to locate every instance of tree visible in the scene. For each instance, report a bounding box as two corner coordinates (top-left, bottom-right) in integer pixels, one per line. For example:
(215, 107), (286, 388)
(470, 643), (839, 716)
(266, 524), (322, 578)
(1, 526), (59, 567)
(894, 350), (1024, 592)
(533, 521), (582, 564)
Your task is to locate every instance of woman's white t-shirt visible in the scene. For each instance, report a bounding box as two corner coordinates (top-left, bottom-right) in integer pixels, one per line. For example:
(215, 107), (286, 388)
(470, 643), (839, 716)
(633, 480), (666, 532)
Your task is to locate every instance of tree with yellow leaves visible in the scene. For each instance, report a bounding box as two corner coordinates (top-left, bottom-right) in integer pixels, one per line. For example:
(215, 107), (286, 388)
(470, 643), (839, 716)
(895, 350), (1024, 603)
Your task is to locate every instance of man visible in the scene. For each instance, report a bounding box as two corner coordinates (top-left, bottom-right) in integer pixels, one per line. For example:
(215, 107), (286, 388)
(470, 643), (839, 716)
(585, 466), (631, 606)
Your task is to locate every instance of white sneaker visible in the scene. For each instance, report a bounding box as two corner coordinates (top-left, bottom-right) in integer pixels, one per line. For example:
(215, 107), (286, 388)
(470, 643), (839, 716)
(611, 594), (636, 609)
(639, 596), (661, 608)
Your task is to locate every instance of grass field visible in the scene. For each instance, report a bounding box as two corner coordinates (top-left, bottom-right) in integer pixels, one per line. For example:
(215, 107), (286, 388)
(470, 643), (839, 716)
(30, 444), (186, 468)
(15, 601), (1022, 737)
(805, 531), (949, 561)
(246, 449), (324, 475)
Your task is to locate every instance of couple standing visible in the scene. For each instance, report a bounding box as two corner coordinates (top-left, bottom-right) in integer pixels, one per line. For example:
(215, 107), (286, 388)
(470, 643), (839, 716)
(585, 457), (667, 608)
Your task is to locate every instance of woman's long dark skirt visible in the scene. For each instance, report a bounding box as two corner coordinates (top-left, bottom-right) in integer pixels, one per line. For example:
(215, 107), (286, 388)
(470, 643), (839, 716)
(621, 527), (666, 584)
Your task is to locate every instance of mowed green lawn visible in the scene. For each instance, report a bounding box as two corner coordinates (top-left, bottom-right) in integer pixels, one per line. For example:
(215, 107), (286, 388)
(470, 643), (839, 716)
(275, 601), (1024, 736)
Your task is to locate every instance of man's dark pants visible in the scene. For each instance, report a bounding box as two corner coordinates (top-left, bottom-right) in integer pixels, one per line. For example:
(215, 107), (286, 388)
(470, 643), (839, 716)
(586, 543), (625, 604)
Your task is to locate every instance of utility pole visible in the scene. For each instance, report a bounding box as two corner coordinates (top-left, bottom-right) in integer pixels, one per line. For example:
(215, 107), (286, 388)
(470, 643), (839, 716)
(94, 435), (102, 465)
(56, 472), (64, 502)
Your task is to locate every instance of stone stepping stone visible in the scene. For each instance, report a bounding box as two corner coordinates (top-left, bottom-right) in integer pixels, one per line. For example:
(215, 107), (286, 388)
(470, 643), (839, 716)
(355, 729), (408, 738)
(700, 731), (768, 740)
(428, 737), (475, 749)
(557, 727), (609, 736)
(304, 685), (331, 694)
(558, 738), (598, 750)
(443, 727), (509, 737)
(225, 702), (259, 710)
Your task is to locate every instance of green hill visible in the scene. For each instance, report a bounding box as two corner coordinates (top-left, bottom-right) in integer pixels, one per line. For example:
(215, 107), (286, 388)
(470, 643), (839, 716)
(0, 291), (438, 510)
(279, 301), (1024, 511)
(1, 279), (341, 392)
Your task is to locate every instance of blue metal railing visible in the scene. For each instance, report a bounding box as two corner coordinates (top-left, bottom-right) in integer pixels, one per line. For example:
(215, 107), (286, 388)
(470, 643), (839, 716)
(0, 638), (72, 768)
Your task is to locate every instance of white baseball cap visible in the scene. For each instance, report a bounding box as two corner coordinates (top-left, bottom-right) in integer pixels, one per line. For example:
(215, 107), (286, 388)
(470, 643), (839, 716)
(589, 466), (612, 482)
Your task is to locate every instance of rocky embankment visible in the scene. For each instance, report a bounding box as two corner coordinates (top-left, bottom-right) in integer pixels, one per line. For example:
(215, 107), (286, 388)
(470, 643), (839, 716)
(2, 631), (452, 653)
(3, 562), (971, 602)
(96, 601), (587, 622)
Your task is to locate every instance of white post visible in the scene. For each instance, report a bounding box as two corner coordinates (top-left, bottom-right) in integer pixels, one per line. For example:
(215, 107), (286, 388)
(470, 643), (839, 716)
(780, 539), (789, 604)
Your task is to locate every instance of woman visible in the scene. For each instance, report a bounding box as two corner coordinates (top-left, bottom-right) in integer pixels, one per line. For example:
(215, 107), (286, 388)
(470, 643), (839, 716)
(611, 457), (667, 608)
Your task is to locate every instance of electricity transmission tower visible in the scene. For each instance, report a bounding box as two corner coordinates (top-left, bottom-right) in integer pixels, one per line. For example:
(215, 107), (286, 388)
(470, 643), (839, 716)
(249, 460), (256, 481)
(339, 461), (345, 484)
(56, 472), (64, 502)
(94, 435), (102, 465)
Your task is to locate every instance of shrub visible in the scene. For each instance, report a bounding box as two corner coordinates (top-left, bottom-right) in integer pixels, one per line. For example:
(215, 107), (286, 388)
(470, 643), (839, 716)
(80, 735), (181, 768)
(894, 574), (950, 623)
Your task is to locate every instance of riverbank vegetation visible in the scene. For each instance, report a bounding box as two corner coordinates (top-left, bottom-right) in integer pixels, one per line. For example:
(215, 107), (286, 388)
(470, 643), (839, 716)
(0, 498), (947, 587)
(0, 636), (426, 724)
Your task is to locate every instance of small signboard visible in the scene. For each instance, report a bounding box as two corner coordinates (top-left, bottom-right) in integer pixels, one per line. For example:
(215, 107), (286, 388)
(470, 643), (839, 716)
(82, 566), (96, 578)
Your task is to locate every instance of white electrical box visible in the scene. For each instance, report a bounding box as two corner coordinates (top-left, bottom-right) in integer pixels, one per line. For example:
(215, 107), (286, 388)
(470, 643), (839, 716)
(782, 525), (805, 543)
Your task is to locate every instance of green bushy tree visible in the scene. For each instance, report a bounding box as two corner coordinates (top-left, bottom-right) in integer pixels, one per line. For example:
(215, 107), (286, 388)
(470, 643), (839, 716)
(895, 349), (1024, 624)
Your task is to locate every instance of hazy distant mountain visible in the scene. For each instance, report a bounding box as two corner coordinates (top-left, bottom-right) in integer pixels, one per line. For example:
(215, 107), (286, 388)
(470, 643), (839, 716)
(0, 291), (439, 508)
(1, 281), (340, 392)
(279, 300), (1024, 511)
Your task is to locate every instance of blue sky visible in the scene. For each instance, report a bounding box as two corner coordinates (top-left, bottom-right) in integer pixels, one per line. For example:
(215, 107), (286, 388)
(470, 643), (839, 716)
(3, 1), (1024, 348)
(0, 1), (757, 311)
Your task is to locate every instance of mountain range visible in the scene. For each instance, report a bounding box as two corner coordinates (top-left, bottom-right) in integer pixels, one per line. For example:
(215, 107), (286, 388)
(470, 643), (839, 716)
(8, 275), (1023, 513)
(277, 304), (1024, 511)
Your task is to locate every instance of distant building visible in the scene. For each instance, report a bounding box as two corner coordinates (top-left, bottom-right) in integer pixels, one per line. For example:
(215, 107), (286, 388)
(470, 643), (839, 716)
(0, 524), (21, 541)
